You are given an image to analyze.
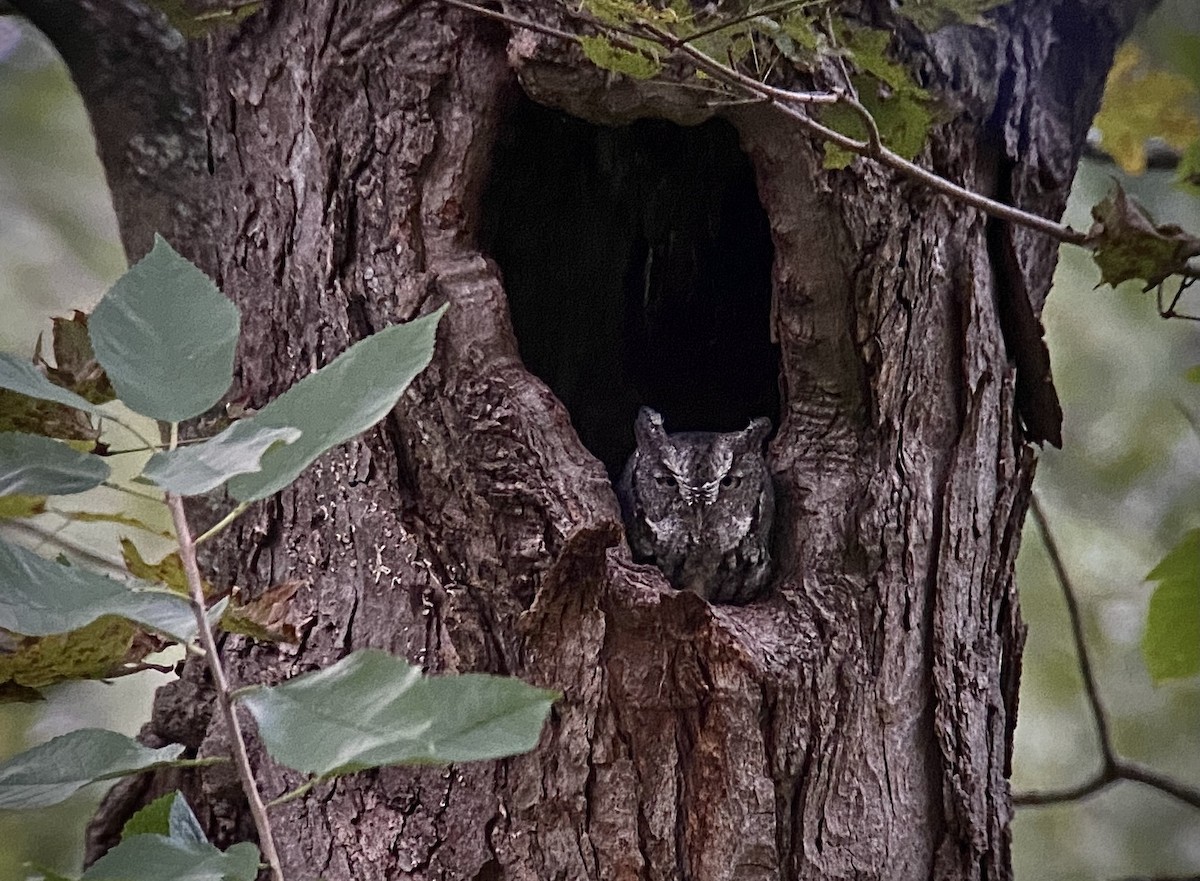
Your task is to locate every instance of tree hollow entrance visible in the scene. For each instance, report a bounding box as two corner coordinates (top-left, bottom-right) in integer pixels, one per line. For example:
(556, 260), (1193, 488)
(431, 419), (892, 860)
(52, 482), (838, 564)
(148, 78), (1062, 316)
(480, 94), (779, 475)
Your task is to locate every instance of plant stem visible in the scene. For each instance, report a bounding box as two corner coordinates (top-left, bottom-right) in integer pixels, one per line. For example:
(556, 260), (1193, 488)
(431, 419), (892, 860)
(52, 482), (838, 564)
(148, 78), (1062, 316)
(166, 490), (284, 880)
(677, 0), (825, 48)
(100, 481), (167, 505)
(635, 17), (1090, 243)
(266, 777), (319, 808)
(1014, 496), (1200, 812)
(195, 502), (250, 547)
(435, 0), (1166, 261)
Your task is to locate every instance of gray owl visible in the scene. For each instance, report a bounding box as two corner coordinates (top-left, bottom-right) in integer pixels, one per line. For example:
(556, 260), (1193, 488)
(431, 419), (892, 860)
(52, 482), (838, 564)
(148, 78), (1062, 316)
(617, 407), (775, 604)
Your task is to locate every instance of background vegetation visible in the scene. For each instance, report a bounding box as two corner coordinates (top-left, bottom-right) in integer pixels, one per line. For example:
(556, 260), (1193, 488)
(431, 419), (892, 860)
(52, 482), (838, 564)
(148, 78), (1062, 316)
(0, 5), (1196, 878)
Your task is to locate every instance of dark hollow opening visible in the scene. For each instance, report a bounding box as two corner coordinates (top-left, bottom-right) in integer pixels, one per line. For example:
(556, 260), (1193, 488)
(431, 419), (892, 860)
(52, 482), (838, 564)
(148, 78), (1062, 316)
(479, 94), (779, 476)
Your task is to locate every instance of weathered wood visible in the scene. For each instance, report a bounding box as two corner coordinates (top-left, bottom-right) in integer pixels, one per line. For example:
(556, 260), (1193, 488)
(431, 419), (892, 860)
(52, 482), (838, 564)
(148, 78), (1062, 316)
(16, 0), (1148, 877)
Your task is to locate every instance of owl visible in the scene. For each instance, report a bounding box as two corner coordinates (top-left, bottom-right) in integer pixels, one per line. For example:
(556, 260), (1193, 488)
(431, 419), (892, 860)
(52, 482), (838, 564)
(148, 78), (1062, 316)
(617, 407), (775, 604)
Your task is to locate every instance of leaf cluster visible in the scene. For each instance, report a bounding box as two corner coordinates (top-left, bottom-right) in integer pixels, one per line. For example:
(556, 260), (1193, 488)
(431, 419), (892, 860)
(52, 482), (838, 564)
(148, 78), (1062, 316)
(0, 237), (558, 881)
(562, 1), (1200, 299)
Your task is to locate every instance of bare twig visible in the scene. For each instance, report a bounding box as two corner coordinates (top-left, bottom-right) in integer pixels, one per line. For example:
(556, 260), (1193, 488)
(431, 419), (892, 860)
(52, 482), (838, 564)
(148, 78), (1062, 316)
(831, 87), (881, 157)
(438, 0), (578, 42)
(676, 0), (825, 49)
(194, 501), (249, 547)
(167, 490), (284, 879)
(265, 777), (320, 808)
(1032, 495), (1115, 760)
(437, 0), (1088, 244)
(644, 17), (1088, 242)
(1014, 496), (1200, 813)
(1157, 277), (1200, 321)
(3, 519), (128, 576)
(101, 481), (165, 504)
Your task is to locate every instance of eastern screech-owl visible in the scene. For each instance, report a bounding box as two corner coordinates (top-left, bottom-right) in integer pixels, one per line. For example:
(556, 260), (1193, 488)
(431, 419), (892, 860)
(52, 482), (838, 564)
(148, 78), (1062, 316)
(617, 407), (775, 604)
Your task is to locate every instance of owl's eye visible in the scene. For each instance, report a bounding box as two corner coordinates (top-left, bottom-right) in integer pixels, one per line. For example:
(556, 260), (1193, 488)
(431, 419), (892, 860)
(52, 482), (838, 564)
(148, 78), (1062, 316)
(655, 473), (676, 487)
(721, 475), (736, 488)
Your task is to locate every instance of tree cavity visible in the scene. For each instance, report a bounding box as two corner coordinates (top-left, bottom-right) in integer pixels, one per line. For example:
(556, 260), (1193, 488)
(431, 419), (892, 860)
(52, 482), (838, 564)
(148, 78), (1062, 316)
(479, 94), (778, 476)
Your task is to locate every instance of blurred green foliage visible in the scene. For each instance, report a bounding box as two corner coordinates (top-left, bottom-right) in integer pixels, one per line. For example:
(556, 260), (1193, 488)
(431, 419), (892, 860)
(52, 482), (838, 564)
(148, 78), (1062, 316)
(1012, 0), (1200, 856)
(1012, 158), (1200, 879)
(0, 20), (124, 354)
(0, 19), (159, 881)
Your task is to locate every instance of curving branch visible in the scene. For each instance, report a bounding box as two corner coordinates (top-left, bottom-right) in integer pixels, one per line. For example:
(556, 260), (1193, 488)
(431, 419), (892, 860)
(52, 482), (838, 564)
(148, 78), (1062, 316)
(434, 0), (1200, 284)
(1014, 496), (1200, 813)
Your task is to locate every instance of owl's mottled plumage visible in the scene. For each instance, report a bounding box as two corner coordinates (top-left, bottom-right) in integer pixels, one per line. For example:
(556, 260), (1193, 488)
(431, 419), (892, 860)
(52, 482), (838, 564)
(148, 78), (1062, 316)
(617, 407), (775, 604)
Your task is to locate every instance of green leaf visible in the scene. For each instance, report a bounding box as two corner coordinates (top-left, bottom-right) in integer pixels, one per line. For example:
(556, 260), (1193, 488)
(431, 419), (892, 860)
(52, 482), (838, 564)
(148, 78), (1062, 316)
(1185, 364), (1200, 384)
(227, 305), (446, 502)
(818, 27), (935, 167)
(142, 421), (301, 495)
(0, 388), (101, 447)
(1094, 43), (1200, 175)
(0, 537), (197, 642)
(237, 648), (558, 776)
(0, 616), (146, 694)
(83, 839), (260, 881)
(1086, 183), (1200, 287)
(120, 791), (209, 844)
(0, 432), (110, 497)
(24, 867), (73, 881)
(1143, 529), (1200, 683)
(582, 0), (685, 28)
(0, 352), (107, 419)
(0, 729), (184, 809)
(62, 510), (171, 539)
(219, 580), (300, 644)
(165, 791), (210, 844)
(768, 9), (823, 66)
(121, 791), (178, 839)
(147, 0), (263, 37)
(893, 0), (1007, 30)
(578, 35), (663, 80)
(843, 27), (914, 93)
(0, 493), (47, 520)
(1178, 140), (1200, 197)
(89, 236), (240, 423)
(119, 539), (189, 594)
(38, 311), (116, 405)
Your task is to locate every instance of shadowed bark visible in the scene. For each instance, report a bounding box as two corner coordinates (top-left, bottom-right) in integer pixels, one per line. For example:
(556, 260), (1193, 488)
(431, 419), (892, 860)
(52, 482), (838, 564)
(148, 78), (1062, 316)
(14, 0), (1149, 878)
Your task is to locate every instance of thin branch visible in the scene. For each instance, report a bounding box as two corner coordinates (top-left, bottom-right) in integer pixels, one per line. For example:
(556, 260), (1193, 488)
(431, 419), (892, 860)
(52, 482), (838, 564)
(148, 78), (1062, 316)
(167, 490), (283, 880)
(677, 0), (825, 48)
(1115, 758), (1200, 811)
(1013, 496), (1200, 814)
(105, 433), (209, 456)
(1029, 495), (1116, 761)
(439, 0), (1090, 247)
(194, 502), (250, 547)
(1013, 771), (1115, 807)
(2, 519), (129, 577)
(652, 21), (1089, 242)
(266, 777), (320, 808)
(101, 481), (165, 505)
(639, 19), (839, 106)
(438, 0), (579, 42)
(1157, 276), (1200, 320)
(832, 88), (881, 157)
(118, 660), (181, 675)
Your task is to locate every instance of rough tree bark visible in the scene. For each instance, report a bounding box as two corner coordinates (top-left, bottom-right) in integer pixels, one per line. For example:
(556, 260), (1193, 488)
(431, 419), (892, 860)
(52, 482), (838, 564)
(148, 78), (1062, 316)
(16, 0), (1148, 878)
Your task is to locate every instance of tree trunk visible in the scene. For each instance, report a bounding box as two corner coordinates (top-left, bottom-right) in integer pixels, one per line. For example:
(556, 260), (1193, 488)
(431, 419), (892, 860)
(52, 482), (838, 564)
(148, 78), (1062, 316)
(17, 1), (1146, 878)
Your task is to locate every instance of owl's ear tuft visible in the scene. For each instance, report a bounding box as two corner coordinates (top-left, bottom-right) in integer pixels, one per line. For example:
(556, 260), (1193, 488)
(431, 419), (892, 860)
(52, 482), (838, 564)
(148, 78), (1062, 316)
(635, 407), (667, 448)
(740, 417), (772, 450)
